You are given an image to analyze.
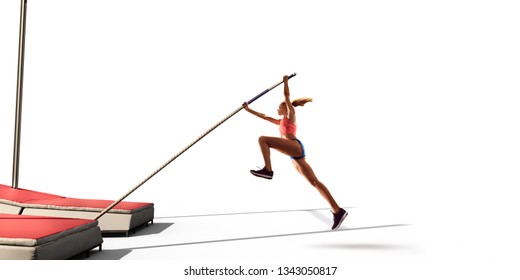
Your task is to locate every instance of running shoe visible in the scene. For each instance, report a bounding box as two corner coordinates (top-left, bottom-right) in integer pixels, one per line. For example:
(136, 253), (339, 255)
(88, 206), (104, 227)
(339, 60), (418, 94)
(250, 167), (274, 179)
(331, 208), (348, 230)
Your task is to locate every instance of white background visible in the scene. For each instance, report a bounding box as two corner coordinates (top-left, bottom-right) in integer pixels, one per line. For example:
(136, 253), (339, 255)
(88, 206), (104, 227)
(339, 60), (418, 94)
(1, 0), (519, 279)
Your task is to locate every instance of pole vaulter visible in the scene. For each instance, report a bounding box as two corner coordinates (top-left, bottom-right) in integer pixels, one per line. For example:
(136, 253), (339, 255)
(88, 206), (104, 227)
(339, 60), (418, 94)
(95, 73), (297, 220)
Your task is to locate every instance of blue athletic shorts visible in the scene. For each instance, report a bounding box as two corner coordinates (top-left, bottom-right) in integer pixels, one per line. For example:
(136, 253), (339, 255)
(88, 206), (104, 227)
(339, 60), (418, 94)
(290, 139), (306, 160)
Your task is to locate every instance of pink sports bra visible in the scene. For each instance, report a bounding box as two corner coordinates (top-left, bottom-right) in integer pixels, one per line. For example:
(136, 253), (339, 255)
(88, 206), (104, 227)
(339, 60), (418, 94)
(279, 116), (297, 135)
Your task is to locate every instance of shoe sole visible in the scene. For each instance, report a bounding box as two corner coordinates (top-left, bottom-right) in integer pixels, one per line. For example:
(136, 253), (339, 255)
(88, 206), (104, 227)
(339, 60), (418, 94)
(332, 211), (348, 230)
(250, 171), (273, 180)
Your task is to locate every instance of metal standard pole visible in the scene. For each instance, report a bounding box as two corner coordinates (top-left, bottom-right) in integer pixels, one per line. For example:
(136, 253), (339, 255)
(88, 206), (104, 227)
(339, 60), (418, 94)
(12, 0), (28, 189)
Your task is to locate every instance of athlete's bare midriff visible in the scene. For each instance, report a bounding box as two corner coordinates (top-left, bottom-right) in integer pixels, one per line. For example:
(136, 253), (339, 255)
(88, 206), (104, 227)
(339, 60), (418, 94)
(281, 133), (297, 139)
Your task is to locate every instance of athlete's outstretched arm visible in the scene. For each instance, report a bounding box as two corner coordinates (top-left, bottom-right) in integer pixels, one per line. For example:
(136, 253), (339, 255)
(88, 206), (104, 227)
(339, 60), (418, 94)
(283, 75), (296, 122)
(242, 102), (280, 125)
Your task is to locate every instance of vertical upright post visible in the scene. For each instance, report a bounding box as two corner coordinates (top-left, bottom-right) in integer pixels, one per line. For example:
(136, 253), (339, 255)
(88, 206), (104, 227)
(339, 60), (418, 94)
(12, 0), (28, 189)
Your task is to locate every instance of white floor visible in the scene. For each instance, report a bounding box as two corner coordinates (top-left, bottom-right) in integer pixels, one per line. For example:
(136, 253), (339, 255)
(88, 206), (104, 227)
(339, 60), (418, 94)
(78, 207), (418, 278)
(52, 202), (514, 280)
(83, 207), (410, 261)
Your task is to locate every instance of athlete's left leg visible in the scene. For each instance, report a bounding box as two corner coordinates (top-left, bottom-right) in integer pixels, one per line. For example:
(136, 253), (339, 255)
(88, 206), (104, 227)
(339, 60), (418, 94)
(292, 158), (341, 213)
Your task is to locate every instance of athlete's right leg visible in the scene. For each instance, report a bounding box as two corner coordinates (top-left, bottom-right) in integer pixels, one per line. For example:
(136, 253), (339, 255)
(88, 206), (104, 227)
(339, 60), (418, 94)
(250, 136), (303, 179)
(257, 136), (302, 171)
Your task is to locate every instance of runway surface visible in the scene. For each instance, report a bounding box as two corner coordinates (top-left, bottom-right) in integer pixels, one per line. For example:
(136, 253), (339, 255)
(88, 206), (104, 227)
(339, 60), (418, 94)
(81, 207), (411, 261)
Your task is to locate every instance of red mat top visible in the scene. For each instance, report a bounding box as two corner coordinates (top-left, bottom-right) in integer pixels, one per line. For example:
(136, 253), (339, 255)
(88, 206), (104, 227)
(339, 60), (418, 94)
(0, 184), (63, 203)
(33, 197), (152, 211)
(0, 184), (152, 212)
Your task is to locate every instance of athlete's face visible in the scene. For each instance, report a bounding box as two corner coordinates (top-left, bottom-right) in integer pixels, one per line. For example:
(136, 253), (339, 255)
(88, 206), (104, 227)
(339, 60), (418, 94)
(277, 102), (287, 115)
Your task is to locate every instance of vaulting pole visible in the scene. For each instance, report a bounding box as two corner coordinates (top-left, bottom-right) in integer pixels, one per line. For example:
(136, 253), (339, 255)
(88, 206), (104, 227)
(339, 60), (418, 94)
(95, 73), (297, 220)
(12, 0), (28, 189)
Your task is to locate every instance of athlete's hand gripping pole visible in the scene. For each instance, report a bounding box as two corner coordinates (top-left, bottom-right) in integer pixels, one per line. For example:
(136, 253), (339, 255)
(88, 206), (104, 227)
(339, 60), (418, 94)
(246, 72), (297, 105)
(94, 73), (297, 220)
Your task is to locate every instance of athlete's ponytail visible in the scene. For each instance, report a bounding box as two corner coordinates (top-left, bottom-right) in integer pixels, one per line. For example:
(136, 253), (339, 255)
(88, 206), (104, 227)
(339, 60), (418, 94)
(292, 97), (313, 107)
